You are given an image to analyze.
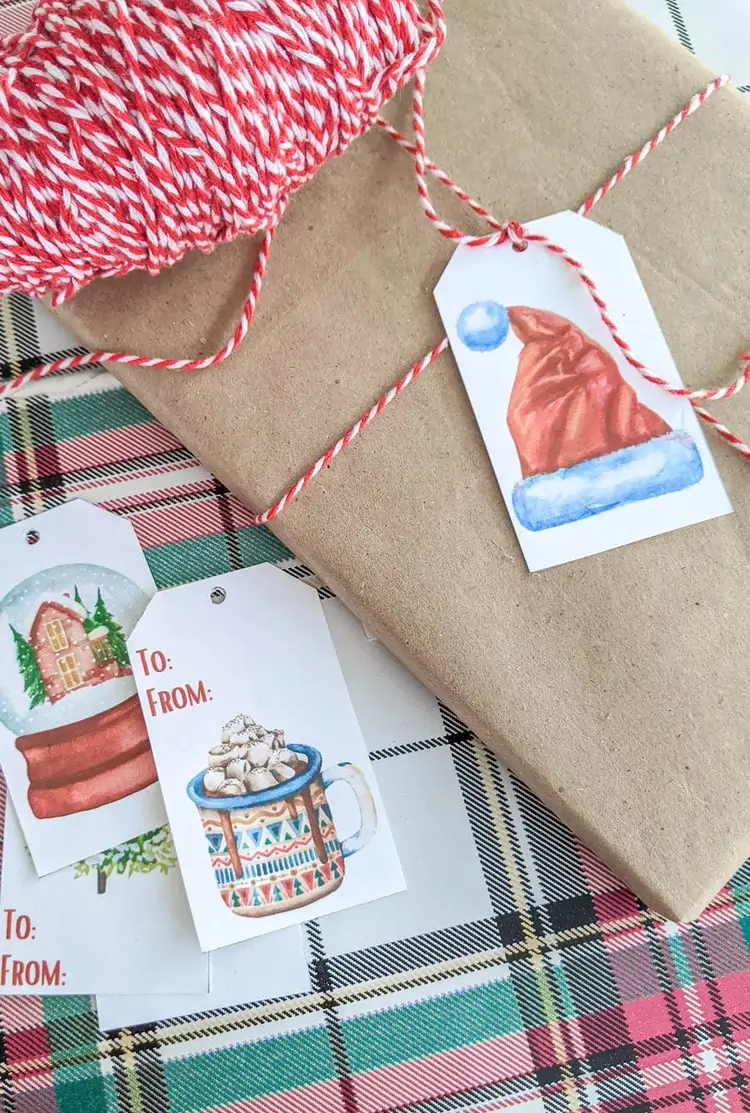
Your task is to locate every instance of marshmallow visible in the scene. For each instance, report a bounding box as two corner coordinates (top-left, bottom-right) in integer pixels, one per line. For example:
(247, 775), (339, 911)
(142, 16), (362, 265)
(271, 762), (297, 783)
(225, 758), (250, 781)
(245, 768), (277, 792)
(221, 714), (249, 742)
(269, 729), (286, 751)
(208, 744), (241, 768)
(218, 778), (246, 796)
(247, 741), (273, 767)
(203, 769), (225, 794)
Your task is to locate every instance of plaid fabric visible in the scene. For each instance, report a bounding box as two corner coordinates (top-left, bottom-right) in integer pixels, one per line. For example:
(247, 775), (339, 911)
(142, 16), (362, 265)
(0, 4), (749, 1111)
(0, 268), (750, 1113)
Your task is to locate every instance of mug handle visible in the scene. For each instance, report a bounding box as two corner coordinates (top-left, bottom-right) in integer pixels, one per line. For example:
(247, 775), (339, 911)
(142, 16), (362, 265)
(321, 763), (377, 858)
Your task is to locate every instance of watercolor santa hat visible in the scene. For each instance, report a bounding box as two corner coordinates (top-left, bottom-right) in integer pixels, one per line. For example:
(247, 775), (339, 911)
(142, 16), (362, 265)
(456, 302), (704, 531)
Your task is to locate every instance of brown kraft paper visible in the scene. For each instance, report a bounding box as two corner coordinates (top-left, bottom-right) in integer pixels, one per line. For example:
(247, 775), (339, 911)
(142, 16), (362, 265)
(57, 0), (750, 919)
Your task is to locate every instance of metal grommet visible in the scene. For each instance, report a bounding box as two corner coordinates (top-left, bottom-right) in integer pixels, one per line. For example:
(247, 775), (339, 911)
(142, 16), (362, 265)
(25, 529), (40, 545)
(512, 239), (529, 253)
(210, 586), (227, 604)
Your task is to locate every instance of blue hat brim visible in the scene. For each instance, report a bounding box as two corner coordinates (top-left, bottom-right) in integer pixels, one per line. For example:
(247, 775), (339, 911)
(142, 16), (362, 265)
(512, 432), (704, 532)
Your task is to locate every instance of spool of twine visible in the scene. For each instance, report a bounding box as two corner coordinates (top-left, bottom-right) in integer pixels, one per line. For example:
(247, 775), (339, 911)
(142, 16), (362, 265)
(0, 0), (444, 304)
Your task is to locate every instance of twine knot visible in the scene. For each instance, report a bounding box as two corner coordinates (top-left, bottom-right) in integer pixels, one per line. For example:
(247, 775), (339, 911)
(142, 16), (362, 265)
(504, 221), (529, 251)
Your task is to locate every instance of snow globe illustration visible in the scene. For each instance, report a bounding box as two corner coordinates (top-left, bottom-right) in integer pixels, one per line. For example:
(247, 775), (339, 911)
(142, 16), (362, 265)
(0, 563), (157, 819)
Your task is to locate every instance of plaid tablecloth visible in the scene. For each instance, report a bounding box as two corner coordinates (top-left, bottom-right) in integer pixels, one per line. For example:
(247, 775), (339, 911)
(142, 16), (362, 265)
(1, 1), (750, 1111)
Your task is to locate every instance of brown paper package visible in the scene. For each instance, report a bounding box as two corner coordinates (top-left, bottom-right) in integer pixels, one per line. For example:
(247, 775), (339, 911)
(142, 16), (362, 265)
(57, 0), (750, 919)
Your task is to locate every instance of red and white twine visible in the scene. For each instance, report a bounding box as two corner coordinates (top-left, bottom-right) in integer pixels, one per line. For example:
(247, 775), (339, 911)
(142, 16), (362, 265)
(0, 0), (747, 524)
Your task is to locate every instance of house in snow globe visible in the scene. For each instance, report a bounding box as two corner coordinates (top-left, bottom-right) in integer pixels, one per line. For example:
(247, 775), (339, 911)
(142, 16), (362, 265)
(29, 594), (131, 703)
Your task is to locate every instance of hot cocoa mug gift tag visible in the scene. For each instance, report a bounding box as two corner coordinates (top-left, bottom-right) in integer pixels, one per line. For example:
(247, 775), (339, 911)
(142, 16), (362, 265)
(0, 501), (165, 875)
(128, 564), (404, 953)
(435, 211), (732, 573)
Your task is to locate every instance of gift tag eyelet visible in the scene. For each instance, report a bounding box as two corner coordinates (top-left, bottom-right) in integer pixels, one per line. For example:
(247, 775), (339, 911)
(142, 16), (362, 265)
(210, 587), (227, 604)
(512, 239), (529, 253)
(25, 529), (40, 545)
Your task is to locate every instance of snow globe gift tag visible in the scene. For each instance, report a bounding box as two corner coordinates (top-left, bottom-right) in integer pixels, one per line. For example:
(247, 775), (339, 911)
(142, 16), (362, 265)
(129, 564), (405, 952)
(0, 501), (164, 874)
(435, 211), (731, 571)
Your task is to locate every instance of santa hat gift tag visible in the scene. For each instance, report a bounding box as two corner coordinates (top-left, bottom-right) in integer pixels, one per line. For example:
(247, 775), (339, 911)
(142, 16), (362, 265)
(434, 211), (731, 572)
(0, 501), (164, 874)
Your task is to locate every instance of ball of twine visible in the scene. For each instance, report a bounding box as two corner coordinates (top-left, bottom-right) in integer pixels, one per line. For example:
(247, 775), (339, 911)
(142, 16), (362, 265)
(0, 0), (444, 305)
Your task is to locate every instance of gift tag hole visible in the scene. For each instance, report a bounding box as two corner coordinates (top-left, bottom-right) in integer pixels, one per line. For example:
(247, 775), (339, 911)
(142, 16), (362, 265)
(512, 240), (529, 253)
(210, 587), (227, 605)
(25, 530), (40, 545)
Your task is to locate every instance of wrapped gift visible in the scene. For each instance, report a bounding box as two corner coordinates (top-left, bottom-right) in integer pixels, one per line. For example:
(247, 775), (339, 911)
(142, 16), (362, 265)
(57, 0), (750, 918)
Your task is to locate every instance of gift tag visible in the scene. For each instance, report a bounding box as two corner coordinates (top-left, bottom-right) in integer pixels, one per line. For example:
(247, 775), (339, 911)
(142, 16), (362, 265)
(435, 211), (731, 572)
(96, 928), (309, 1029)
(0, 501), (165, 874)
(0, 799), (208, 995)
(128, 565), (405, 952)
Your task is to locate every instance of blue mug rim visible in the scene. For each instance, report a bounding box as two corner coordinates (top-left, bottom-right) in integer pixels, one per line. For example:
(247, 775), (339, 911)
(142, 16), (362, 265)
(187, 743), (321, 810)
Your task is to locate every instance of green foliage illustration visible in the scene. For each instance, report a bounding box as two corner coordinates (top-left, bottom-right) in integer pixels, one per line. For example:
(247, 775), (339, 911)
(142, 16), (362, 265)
(74, 826), (177, 894)
(10, 625), (47, 709)
(88, 589), (129, 668)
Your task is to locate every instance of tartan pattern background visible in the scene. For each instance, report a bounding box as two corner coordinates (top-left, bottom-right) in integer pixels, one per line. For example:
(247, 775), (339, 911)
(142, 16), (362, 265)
(0, 372), (749, 1113)
(0, 2), (748, 1112)
(0, 306), (749, 1113)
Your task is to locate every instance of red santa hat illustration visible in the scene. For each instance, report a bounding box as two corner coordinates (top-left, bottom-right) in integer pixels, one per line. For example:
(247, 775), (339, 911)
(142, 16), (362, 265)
(456, 302), (703, 531)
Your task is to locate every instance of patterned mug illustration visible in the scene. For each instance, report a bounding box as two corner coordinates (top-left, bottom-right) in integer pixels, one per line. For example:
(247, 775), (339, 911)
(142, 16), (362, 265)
(187, 744), (377, 916)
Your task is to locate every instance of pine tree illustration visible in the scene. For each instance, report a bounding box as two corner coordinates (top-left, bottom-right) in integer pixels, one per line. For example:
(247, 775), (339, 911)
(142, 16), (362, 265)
(73, 586), (98, 634)
(74, 826), (177, 894)
(89, 589), (129, 668)
(10, 625), (47, 709)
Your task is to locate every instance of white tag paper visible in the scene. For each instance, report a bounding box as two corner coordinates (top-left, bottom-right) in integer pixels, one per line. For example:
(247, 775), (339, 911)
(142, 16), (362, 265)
(0, 799), (208, 995)
(0, 502), (166, 874)
(128, 565), (405, 953)
(435, 211), (732, 572)
(96, 928), (309, 1029)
